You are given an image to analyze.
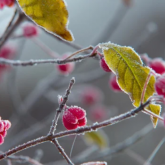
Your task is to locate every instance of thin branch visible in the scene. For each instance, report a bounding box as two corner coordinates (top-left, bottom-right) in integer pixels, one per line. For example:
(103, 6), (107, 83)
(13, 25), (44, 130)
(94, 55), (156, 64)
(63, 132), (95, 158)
(90, 123), (153, 161)
(0, 53), (96, 66)
(49, 77), (75, 135)
(51, 139), (74, 165)
(0, 97), (154, 161)
(0, 12), (24, 50)
(125, 149), (151, 165)
(2, 8), (18, 36)
(8, 155), (43, 165)
(64, 46), (93, 60)
(144, 137), (165, 165)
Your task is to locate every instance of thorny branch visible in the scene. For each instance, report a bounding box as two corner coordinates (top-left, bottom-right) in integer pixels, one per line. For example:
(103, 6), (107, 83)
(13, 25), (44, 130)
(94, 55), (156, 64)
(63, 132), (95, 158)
(0, 94), (159, 161)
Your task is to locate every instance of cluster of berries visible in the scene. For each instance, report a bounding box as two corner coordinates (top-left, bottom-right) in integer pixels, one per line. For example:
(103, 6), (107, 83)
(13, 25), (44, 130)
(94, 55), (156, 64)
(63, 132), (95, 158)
(0, 117), (11, 145)
(0, 0), (14, 9)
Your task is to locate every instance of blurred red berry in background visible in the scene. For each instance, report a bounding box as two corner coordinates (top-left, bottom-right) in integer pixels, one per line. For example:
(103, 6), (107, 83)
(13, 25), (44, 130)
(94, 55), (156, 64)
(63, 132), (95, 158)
(23, 24), (39, 38)
(80, 86), (103, 105)
(90, 105), (108, 122)
(56, 54), (75, 75)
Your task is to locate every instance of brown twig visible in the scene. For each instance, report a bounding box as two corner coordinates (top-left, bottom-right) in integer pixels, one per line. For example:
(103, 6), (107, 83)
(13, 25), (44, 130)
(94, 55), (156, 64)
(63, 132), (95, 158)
(0, 97), (154, 161)
(51, 139), (74, 165)
(0, 52), (96, 66)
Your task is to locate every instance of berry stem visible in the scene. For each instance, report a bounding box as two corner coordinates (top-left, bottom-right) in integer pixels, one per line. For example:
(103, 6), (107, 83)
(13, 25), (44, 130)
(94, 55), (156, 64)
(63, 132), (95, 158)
(63, 46), (93, 60)
(140, 71), (152, 104)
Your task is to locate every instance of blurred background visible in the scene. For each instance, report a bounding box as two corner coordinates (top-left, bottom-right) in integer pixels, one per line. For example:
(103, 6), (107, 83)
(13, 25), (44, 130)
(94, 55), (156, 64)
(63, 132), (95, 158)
(0, 0), (165, 164)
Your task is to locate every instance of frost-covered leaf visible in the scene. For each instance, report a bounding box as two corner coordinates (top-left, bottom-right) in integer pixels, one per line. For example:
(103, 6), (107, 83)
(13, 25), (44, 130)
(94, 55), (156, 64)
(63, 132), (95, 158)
(17, 0), (74, 41)
(80, 161), (107, 165)
(99, 42), (161, 127)
(84, 130), (108, 149)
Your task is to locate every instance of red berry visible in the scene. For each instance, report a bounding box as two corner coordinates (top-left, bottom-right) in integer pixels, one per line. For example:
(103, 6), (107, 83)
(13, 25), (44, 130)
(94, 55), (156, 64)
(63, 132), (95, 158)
(0, 0), (14, 9)
(1, 131), (7, 137)
(0, 3), (4, 9)
(4, 0), (14, 7)
(90, 105), (108, 122)
(56, 54), (75, 75)
(149, 58), (165, 75)
(23, 24), (39, 38)
(0, 45), (16, 59)
(0, 45), (16, 77)
(0, 117), (11, 145)
(100, 57), (111, 72)
(109, 74), (121, 92)
(0, 135), (4, 145)
(155, 74), (165, 97)
(2, 120), (11, 130)
(0, 122), (4, 132)
(62, 106), (87, 130)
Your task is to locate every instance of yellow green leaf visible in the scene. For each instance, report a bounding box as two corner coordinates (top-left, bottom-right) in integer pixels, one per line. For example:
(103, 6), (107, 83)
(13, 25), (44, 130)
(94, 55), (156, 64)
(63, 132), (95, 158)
(17, 0), (74, 41)
(84, 130), (108, 149)
(99, 42), (161, 127)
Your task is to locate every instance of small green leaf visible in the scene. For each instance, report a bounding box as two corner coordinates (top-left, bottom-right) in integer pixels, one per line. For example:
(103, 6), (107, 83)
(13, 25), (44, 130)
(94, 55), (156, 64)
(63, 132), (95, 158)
(84, 130), (108, 149)
(99, 42), (161, 127)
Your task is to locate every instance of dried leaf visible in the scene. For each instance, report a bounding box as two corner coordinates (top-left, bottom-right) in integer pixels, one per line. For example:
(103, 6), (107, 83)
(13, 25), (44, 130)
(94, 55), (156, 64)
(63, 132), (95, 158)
(84, 130), (108, 149)
(100, 42), (161, 127)
(17, 0), (74, 41)
(80, 162), (107, 165)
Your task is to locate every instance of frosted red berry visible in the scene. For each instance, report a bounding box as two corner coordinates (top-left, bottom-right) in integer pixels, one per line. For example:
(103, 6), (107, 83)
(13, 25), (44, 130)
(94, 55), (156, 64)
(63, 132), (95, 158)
(0, 117), (11, 145)
(62, 106), (87, 130)
(155, 74), (165, 97)
(100, 57), (111, 72)
(23, 24), (39, 38)
(81, 86), (103, 105)
(109, 74), (121, 92)
(56, 54), (75, 75)
(148, 58), (165, 75)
